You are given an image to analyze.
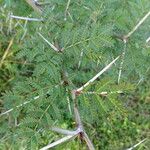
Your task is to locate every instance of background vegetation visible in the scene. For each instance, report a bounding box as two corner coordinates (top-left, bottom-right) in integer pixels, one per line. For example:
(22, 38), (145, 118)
(0, 0), (150, 150)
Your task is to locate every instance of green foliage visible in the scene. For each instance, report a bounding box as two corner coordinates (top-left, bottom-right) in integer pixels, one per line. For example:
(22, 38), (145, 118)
(0, 0), (150, 149)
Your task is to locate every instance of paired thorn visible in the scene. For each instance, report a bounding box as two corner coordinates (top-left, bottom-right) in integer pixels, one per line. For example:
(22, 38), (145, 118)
(126, 138), (147, 150)
(40, 134), (77, 150)
(10, 15), (43, 22)
(38, 32), (63, 52)
(76, 56), (120, 92)
(146, 36), (150, 43)
(41, 125), (93, 150)
(125, 11), (150, 39)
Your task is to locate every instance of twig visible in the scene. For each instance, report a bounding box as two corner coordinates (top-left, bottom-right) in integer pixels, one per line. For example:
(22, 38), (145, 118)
(76, 56), (120, 92)
(0, 38), (13, 68)
(38, 32), (60, 52)
(118, 40), (127, 84)
(124, 11), (150, 39)
(25, 0), (42, 14)
(126, 138), (147, 150)
(10, 15), (43, 21)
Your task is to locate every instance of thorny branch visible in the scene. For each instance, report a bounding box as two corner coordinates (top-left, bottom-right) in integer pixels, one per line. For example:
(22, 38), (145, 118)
(2, 4), (149, 149)
(40, 57), (120, 150)
(1, 57), (120, 117)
